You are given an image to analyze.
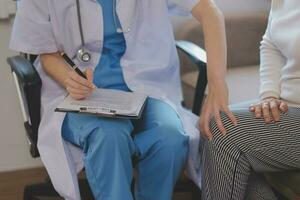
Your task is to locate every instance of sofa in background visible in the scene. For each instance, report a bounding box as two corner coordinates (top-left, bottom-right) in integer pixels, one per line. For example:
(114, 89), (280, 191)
(172, 0), (270, 108)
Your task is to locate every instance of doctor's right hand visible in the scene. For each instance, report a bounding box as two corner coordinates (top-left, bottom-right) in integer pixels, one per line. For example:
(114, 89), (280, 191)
(64, 68), (96, 100)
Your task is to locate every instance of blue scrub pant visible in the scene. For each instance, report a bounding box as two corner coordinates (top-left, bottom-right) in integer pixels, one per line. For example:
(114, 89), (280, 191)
(62, 98), (189, 200)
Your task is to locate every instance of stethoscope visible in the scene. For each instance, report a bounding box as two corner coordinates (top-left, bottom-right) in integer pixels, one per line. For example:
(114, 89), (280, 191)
(75, 0), (129, 63)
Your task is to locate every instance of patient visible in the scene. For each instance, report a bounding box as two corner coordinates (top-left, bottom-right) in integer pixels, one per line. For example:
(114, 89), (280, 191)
(200, 0), (300, 199)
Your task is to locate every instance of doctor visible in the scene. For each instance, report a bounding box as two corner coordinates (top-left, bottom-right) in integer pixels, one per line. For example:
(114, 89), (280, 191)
(10, 0), (235, 199)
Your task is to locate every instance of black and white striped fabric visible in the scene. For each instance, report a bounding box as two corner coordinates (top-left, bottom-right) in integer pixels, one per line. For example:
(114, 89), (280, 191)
(201, 106), (300, 200)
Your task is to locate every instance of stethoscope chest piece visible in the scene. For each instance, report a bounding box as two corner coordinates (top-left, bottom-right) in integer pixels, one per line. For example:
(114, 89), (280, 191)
(75, 0), (130, 64)
(77, 48), (91, 63)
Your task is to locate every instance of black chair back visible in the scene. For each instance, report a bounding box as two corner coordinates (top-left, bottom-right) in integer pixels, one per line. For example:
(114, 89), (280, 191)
(7, 55), (41, 157)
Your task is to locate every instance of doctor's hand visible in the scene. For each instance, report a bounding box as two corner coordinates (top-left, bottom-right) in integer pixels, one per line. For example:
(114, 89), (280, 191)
(249, 97), (288, 123)
(199, 80), (237, 140)
(64, 68), (96, 100)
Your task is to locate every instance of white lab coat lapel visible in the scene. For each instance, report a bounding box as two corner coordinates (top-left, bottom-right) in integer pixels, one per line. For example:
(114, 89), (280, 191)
(116, 0), (138, 34)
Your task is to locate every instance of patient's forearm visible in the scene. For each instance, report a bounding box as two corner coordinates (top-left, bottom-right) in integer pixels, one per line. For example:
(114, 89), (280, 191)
(40, 52), (70, 88)
(192, 0), (227, 85)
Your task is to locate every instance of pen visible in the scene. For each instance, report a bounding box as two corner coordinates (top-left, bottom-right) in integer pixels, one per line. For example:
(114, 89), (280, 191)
(60, 52), (87, 79)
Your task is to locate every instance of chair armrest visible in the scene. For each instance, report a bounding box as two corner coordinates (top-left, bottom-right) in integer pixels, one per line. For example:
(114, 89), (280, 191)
(176, 40), (207, 67)
(7, 56), (41, 86)
(176, 40), (208, 115)
(7, 55), (42, 158)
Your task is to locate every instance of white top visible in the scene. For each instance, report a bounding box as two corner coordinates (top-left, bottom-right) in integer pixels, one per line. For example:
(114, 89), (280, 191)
(260, 0), (300, 106)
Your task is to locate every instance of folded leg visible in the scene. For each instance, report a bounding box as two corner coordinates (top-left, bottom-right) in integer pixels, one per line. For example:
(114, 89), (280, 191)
(201, 107), (300, 200)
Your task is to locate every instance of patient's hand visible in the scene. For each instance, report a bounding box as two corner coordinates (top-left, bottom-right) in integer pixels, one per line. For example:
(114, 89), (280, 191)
(64, 68), (95, 100)
(249, 97), (288, 123)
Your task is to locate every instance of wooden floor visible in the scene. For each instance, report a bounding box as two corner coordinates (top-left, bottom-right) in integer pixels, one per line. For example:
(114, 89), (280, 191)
(0, 168), (48, 200)
(0, 168), (194, 200)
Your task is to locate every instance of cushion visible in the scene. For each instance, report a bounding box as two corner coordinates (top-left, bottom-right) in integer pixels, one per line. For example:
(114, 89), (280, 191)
(181, 65), (260, 109)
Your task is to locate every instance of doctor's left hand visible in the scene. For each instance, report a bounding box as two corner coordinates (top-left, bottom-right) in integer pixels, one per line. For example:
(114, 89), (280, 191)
(199, 80), (237, 140)
(65, 68), (95, 100)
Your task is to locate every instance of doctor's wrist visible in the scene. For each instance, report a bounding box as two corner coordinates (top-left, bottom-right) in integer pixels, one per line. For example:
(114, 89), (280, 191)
(208, 78), (226, 88)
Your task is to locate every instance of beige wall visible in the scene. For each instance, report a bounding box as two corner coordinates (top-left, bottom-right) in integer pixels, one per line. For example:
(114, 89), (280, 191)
(0, 17), (42, 172)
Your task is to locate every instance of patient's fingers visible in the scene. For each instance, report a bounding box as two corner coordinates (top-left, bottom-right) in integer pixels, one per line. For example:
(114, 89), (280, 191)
(254, 105), (262, 118)
(249, 105), (255, 112)
(251, 98), (288, 123)
(279, 101), (288, 112)
(270, 100), (280, 122)
(262, 101), (271, 123)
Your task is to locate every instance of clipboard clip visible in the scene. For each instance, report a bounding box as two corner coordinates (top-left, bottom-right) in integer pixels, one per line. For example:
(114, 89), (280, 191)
(79, 107), (116, 117)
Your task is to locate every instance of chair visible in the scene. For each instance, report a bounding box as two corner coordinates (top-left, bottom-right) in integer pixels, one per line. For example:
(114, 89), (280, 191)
(7, 40), (206, 200)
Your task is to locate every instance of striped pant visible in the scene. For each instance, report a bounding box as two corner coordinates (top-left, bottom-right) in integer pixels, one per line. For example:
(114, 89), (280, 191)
(201, 106), (300, 200)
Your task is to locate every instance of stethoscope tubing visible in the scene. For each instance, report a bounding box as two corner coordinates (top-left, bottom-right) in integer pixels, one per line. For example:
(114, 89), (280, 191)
(76, 0), (86, 48)
(75, 0), (123, 63)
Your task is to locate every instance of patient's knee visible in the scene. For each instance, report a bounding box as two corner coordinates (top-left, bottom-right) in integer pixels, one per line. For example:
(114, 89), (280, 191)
(208, 112), (237, 137)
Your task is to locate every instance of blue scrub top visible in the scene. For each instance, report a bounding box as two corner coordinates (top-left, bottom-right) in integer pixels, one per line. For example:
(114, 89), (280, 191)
(93, 0), (130, 91)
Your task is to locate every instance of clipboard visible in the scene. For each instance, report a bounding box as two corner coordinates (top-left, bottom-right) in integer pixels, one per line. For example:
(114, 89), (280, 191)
(55, 88), (148, 119)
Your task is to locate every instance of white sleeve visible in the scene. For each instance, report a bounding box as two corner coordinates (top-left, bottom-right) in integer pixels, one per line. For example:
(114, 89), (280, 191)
(9, 0), (58, 54)
(167, 0), (199, 14)
(259, 16), (285, 100)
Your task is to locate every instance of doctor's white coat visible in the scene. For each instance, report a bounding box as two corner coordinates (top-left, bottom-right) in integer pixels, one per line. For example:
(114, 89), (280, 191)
(10, 0), (202, 199)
